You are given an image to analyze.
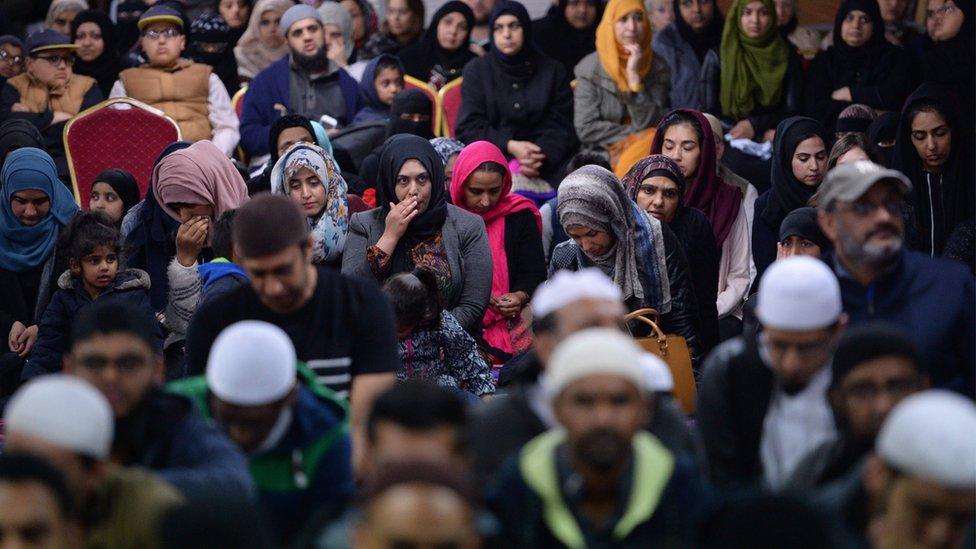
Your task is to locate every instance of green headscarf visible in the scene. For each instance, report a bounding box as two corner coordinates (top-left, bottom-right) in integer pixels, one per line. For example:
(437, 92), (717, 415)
(719, 0), (789, 121)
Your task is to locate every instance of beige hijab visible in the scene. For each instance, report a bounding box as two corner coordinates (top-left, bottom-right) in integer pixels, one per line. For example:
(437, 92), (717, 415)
(234, 0), (295, 79)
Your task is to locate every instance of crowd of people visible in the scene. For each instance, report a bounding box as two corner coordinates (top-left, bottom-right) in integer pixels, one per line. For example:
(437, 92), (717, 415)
(0, 0), (973, 547)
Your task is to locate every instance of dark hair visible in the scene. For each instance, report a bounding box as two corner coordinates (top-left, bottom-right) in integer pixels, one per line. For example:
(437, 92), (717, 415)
(366, 380), (467, 445)
(71, 301), (160, 355)
(659, 111), (704, 146)
(268, 114), (315, 164)
(826, 133), (883, 170)
(0, 454), (74, 521)
(473, 161), (507, 178)
(382, 268), (443, 333)
(383, 0), (425, 41)
(907, 100), (950, 131)
(564, 151), (612, 179)
(373, 55), (403, 79)
(359, 459), (476, 510)
(211, 209), (238, 260)
(58, 211), (120, 263)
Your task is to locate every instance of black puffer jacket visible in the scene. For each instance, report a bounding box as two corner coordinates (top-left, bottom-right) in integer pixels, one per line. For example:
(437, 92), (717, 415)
(548, 223), (701, 362)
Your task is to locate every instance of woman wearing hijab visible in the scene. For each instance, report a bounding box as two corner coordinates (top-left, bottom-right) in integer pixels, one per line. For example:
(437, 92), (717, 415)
(651, 109), (749, 340)
(357, 89), (436, 189)
(217, 0), (251, 44)
(360, 0), (425, 59)
(399, 1), (476, 89)
(88, 168), (140, 227)
(574, 0), (670, 161)
(319, 1), (358, 69)
(456, 1), (578, 186)
(270, 142), (350, 266)
(867, 111), (899, 166)
(188, 13), (241, 96)
(751, 116), (829, 282)
(449, 141), (545, 361)
(342, 134), (492, 334)
(341, 0), (379, 52)
(700, 0), (801, 144)
(549, 164), (701, 361)
(71, 10), (124, 98)
(247, 114), (336, 195)
(532, 0), (603, 72)
(0, 120), (44, 168)
(804, 0), (912, 132)
(623, 154), (719, 354)
(430, 137), (466, 188)
(46, 0), (88, 36)
(0, 148), (79, 361)
(919, 0), (973, 133)
(234, 0), (294, 81)
(652, 0), (723, 109)
(893, 83), (974, 257)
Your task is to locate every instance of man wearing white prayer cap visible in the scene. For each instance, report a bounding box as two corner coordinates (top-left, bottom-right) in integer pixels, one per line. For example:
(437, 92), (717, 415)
(468, 268), (704, 482)
(486, 328), (708, 547)
(4, 375), (182, 548)
(822, 390), (976, 548)
(168, 319), (352, 543)
(698, 256), (848, 490)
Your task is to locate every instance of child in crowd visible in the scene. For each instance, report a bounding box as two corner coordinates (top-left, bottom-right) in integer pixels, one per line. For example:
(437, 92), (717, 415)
(110, 5), (239, 156)
(382, 269), (494, 400)
(23, 212), (158, 378)
(88, 168), (140, 227)
(196, 209), (248, 307)
(352, 54), (404, 124)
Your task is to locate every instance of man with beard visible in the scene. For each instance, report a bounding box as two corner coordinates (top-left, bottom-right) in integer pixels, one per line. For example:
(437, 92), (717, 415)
(787, 323), (928, 490)
(816, 161), (975, 394)
(487, 328), (707, 547)
(63, 301), (255, 503)
(698, 256), (847, 490)
(240, 4), (363, 160)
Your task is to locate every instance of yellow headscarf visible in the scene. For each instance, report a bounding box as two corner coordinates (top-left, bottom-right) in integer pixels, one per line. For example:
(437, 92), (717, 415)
(595, 0), (653, 92)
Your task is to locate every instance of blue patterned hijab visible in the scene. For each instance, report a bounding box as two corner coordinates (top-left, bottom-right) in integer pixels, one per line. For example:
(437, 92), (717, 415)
(0, 148), (79, 272)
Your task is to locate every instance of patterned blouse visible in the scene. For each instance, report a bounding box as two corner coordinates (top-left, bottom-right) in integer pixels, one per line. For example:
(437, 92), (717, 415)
(367, 232), (453, 299)
(397, 311), (495, 397)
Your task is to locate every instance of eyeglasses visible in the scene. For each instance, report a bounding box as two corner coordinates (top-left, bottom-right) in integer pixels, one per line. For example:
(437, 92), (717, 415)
(838, 199), (905, 218)
(33, 54), (75, 67)
(927, 3), (956, 19)
(0, 49), (23, 65)
(142, 28), (181, 40)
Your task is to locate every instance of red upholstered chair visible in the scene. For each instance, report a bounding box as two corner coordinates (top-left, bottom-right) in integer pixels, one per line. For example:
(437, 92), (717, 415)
(403, 75), (441, 137)
(232, 85), (247, 120)
(438, 77), (463, 138)
(63, 97), (181, 208)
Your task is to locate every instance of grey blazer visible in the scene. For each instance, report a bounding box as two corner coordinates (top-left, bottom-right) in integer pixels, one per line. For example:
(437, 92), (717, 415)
(573, 51), (671, 153)
(341, 204), (493, 334)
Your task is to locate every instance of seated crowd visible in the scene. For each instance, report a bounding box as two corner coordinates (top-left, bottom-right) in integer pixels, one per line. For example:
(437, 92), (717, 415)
(0, 0), (973, 547)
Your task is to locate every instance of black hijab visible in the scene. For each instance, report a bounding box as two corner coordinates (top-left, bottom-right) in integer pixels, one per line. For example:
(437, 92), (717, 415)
(533, 0), (602, 71)
(93, 168), (141, 219)
(761, 116), (830, 229)
(830, 0), (888, 69)
(673, 0), (724, 63)
(867, 111), (899, 166)
(920, 1), (974, 124)
(892, 83), (974, 255)
(71, 10), (125, 98)
(377, 134), (448, 272)
(387, 89), (435, 139)
(490, 1), (534, 66)
(247, 114), (316, 195)
(399, 1), (476, 83)
(188, 13), (240, 97)
(0, 120), (44, 169)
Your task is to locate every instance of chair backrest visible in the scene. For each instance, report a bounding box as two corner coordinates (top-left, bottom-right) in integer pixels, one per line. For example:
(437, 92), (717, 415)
(403, 75), (441, 137)
(63, 97), (181, 208)
(232, 85), (247, 120)
(438, 77), (463, 138)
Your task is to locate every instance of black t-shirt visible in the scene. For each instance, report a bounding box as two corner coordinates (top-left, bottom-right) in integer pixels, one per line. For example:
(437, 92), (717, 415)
(185, 266), (397, 398)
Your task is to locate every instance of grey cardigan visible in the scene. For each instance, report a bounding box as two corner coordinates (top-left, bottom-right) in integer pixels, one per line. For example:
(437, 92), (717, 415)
(341, 204), (492, 334)
(573, 51), (671, 153)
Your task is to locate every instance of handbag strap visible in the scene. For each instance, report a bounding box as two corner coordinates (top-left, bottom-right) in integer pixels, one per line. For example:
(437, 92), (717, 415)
(622, 308), (669, 353)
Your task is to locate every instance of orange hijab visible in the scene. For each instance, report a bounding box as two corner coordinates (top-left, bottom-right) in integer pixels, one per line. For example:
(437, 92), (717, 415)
(595, 0), (653, 92)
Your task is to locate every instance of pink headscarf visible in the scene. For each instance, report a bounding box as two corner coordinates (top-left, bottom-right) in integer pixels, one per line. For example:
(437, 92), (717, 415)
(153, 141), (249, 222)
(449, 141), (541, 355)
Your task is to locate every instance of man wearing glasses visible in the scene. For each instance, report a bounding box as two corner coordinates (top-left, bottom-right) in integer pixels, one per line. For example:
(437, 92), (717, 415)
(0, 29), (102, 180)
(111, 5), (239, 157)
(698, 255), (847, 490)
(816, 161), (975, 394)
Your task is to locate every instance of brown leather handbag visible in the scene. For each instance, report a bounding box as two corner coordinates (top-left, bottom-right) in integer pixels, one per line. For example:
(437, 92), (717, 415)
(623, 308), (697, 414)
